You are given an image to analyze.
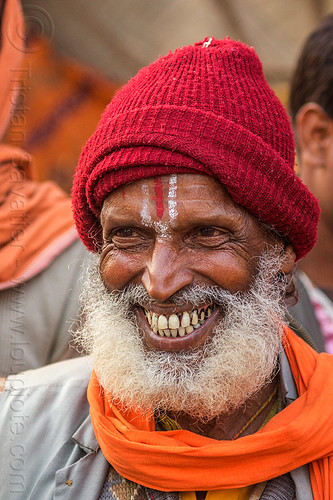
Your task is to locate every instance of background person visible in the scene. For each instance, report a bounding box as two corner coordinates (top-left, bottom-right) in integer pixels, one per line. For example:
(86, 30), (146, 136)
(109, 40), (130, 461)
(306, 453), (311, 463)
(0, 0), (89, 376)
(289, 13), (333, 353)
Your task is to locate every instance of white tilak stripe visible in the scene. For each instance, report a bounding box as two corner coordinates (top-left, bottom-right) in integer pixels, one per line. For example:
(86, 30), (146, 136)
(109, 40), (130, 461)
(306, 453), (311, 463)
(168, 174), (178, 223)
(140, 184), (152, 226)
(154, 221), (171, 239)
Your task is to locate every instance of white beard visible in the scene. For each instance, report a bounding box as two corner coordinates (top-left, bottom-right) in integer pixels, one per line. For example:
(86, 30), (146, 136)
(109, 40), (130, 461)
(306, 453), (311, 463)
(75, 251), (287, 422)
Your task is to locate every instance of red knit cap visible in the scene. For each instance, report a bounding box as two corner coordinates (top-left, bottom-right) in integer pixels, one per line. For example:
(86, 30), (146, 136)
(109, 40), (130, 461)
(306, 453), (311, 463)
(72, 37), (320, 259)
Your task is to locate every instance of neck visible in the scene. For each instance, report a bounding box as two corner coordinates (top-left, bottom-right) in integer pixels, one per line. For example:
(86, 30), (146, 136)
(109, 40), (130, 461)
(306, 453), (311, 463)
(299, 220), (333, 290)
(167, 375), (278, 440)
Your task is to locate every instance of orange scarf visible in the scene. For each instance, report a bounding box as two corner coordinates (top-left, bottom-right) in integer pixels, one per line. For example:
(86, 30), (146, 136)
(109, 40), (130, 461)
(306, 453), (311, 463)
(0, 145), (77, 288)
(88, 326), (333, 498)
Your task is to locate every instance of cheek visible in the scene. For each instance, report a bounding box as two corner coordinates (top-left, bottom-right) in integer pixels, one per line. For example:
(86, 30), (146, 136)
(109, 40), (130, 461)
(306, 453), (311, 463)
(100, 251), (144, 290)
(199, 253), (255, 293)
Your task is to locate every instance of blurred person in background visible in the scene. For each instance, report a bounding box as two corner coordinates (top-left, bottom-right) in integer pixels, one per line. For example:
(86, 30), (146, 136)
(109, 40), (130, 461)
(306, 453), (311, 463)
(0, 0), (89, 376)
(289, 13), (333, 353)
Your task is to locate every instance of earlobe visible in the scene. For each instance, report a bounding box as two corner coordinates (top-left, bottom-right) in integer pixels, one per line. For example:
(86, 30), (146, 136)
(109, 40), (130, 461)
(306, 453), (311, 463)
(296, 103), (332, 168)
(280, 244), (297, 274)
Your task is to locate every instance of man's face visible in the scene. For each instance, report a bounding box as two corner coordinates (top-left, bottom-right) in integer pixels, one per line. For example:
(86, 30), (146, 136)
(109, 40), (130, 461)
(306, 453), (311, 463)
(100, 174), (278, 353)
(79, 174), (290, 419)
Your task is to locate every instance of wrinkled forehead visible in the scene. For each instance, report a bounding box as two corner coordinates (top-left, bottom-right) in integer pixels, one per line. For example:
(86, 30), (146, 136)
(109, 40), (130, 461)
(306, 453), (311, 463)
(100, 173), (260, 229)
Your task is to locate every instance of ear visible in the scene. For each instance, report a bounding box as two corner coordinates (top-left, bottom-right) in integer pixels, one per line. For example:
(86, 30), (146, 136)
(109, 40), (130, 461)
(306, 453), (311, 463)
(295, 103), (333, 169)
(279, 244), (296, 274)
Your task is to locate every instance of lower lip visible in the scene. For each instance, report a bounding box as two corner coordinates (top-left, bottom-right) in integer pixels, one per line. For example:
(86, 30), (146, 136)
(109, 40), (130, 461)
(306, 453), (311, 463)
(135, 307), (221, 352)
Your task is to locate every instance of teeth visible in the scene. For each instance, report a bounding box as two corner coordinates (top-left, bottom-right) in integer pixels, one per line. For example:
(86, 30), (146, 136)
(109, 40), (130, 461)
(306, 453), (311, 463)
(191, 310), (198, 325)
(178, 327), (186, 337)
(169, 314), (180, 329)
(158, 315), (168, 330)
(151, 313), (158, 328)
(181, 311), (190, 328)
(144, 305), (214, 338)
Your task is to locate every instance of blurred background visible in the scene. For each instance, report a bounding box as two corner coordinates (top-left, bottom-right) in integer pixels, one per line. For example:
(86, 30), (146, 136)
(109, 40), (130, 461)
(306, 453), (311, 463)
(5, 0), (333, 191)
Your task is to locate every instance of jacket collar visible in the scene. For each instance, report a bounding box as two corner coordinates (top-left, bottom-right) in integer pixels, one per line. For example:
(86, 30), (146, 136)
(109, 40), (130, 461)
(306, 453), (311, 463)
(72, 414), (99, 454)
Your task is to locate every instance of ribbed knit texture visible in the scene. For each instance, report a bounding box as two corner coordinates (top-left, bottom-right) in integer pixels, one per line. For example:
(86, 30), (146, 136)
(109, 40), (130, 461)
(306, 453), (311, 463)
(72, 37), (320, 258)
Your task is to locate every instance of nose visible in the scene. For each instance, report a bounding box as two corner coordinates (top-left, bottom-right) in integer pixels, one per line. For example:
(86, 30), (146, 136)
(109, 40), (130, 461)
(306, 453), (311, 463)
(141, 240), (193, 301)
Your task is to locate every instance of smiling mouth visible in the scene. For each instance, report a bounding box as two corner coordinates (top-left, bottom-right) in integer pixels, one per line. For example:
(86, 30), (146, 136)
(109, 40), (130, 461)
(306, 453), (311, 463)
(143, 304), (216, 338)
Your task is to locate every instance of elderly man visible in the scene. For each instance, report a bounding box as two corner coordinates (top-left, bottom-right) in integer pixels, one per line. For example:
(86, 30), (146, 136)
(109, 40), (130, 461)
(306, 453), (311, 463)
(1, 38), (333, 499)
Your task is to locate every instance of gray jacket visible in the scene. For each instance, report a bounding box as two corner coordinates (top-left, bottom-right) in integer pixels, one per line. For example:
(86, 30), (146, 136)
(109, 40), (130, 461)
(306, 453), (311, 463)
(0, 356), (313, 500)
(289, 273), (326, 353)
(0, 240), (91, 377)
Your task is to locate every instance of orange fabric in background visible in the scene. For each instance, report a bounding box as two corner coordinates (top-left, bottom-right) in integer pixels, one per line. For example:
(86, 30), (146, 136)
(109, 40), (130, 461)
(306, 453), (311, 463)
(88, 325), (333, 497)
(0, 145), (77, 288)
(0, 0), (25, 139)
(0, 0), (78, 288)
(4, 36), (119, 193)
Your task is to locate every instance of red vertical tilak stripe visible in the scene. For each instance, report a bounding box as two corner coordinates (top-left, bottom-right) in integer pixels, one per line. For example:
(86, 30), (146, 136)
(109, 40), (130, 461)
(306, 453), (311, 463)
(153, 178), (164, 219)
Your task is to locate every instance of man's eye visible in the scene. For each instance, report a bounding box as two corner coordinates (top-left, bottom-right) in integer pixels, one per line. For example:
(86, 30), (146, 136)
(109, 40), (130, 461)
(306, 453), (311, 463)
(113, 228), (138, 238)
(188, 226), (230, 248)
(197, 227), (221, 237)
(106, 228), (142, 246)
